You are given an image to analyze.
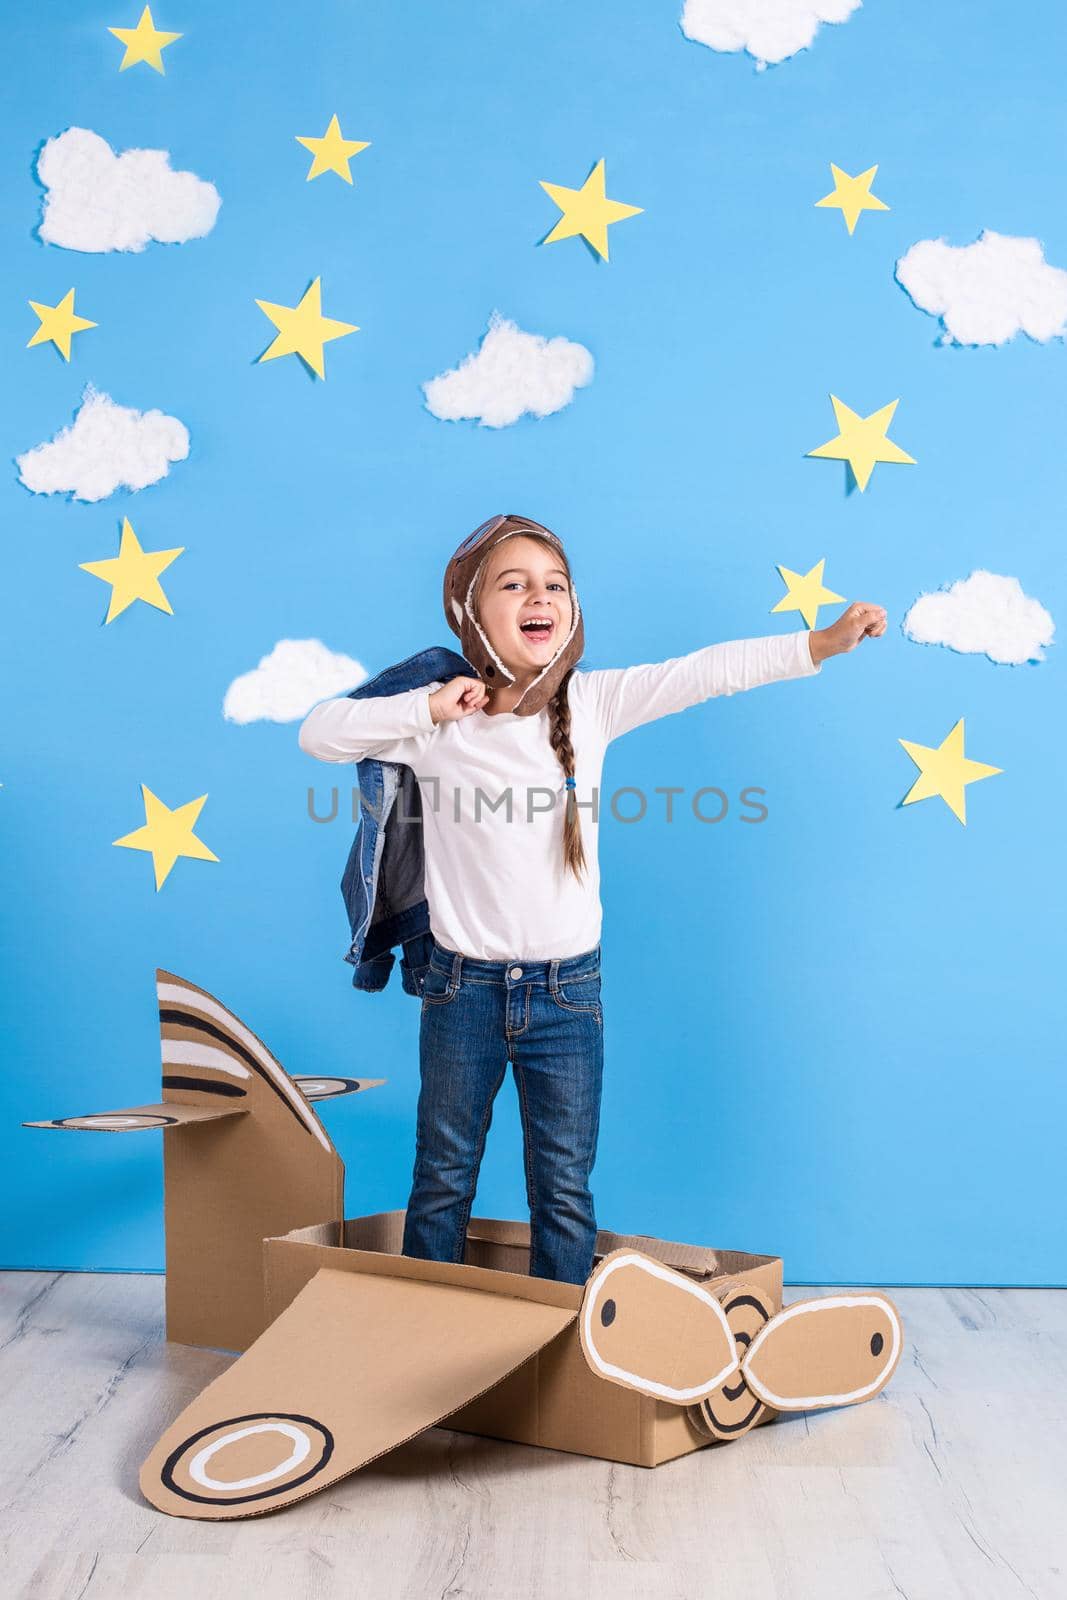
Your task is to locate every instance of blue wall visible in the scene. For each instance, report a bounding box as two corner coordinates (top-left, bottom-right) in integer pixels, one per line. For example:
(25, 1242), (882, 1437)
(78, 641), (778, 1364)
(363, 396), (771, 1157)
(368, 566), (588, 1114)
(3, 0), (1064, 1284)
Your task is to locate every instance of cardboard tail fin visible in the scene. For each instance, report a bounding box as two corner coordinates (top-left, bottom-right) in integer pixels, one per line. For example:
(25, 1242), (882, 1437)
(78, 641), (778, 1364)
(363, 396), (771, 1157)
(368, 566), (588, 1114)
(140, 1265), (577, 1521)
(159, 967), (354, 1353)
(24, 968), (386, 1354)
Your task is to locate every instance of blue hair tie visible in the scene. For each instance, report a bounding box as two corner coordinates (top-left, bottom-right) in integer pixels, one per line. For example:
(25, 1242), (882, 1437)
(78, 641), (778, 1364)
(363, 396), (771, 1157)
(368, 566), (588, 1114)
(565, 777), (576, 789)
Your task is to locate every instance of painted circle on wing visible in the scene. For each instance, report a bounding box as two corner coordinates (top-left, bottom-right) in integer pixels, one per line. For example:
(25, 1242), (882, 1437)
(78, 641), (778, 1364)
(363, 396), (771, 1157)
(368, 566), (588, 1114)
(160, 1412), (335, 1505)
(54, 1113), (176, 1130)
(293, 1076), (360, 1100)
(691, 1284), (775, 1442)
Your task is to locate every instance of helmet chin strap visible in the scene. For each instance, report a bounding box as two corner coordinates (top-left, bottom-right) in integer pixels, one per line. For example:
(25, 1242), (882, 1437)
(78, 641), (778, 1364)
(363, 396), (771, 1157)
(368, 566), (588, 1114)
(452, 525), (582, 715)
(465, 564), (517, 686)
(510, 585), (581, 711)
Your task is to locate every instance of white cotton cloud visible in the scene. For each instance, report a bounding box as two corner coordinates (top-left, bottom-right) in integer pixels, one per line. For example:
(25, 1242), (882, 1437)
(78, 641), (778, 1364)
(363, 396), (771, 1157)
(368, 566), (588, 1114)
(223, 639), (369, 725)
(422, 310), (594, 429)
(902, 571), (1054, 666)
(679, 0), (861, 69)
(16, 383), (190, 503)
(896, 230), (1067, 347)
(36, 126), (221, 253)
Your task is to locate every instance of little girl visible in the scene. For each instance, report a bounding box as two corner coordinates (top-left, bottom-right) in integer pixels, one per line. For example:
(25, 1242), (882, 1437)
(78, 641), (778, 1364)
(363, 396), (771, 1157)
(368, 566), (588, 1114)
(299, 513), (885, 1284)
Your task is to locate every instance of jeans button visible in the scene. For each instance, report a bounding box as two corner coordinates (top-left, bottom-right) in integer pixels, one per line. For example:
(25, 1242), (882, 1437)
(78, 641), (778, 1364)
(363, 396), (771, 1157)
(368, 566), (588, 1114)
(509, 966), (523, 979)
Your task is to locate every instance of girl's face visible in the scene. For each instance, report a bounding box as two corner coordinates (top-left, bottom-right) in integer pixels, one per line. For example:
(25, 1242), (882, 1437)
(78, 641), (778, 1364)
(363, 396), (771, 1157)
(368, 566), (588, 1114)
(477, 535), (574, 681)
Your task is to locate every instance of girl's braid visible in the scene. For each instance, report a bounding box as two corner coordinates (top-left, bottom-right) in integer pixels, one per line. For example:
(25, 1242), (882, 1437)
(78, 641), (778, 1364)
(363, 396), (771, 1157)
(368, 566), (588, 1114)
(547, 669), (588, 883)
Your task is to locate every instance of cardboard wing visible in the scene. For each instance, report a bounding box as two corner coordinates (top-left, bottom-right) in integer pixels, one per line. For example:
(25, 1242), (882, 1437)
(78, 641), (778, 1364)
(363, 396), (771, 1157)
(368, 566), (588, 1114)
(141, 1264), (577, 1520)
(24, 967), (384, 1353)
(578, 1249), (903, 1429)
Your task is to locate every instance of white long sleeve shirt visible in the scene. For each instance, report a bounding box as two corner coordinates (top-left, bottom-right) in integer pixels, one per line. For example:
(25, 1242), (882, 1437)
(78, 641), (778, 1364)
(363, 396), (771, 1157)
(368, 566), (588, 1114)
(299, 631), (821, 962)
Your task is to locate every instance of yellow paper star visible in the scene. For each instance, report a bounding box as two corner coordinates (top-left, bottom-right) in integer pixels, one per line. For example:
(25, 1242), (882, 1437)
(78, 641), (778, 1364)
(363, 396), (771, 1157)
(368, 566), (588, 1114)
(79, 517), (184, 624)
(814, 164), (889, 236)
(108, 6), (182, 73)
(296, 114), (370, 183)
(255, 276), (359, 379)
(898, 718), (1002, 826)
(27, 289), (97, 361)
(807, 395), (916, 493)
(771, 559), (845, 630)
(113, 785), (219, 890)
(539, 158), (643, 261)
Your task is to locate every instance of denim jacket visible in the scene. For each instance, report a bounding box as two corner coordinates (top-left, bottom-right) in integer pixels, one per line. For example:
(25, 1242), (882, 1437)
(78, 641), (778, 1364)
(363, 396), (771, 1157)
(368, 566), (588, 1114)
(340, 645), (475, 996)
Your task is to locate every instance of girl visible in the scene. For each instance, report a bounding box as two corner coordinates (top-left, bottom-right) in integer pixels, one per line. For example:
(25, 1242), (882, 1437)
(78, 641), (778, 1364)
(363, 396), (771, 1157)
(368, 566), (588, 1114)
(299, 513), (885, 1284)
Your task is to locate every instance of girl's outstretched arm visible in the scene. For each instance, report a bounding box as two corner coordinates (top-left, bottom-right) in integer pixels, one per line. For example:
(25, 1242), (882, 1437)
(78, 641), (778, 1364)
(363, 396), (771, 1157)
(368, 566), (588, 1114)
(583, 603), (885, 745)
(580, 632), (819, 745)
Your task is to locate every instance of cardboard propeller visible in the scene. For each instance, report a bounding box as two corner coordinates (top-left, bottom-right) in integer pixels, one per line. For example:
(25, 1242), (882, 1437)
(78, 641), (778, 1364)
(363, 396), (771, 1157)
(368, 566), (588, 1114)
(23, 968), (385, 1352)
(580, 1250), (903, 1431)
(140, 1261), (577, 1520)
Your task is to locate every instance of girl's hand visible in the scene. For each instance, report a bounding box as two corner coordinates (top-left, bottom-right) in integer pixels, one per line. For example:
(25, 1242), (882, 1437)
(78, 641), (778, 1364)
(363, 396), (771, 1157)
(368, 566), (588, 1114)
(428, 676), (489, 725)
(810, 602), (887, 665)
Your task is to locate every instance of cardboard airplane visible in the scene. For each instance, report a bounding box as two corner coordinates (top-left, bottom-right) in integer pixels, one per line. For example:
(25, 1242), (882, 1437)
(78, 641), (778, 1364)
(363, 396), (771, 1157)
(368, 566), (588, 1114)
(26, 970), (904, 1521)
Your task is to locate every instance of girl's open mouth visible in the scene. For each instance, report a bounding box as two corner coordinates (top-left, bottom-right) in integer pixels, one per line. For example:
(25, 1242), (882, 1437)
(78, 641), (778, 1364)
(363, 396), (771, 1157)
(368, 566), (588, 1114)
(519, 617), (556, 645)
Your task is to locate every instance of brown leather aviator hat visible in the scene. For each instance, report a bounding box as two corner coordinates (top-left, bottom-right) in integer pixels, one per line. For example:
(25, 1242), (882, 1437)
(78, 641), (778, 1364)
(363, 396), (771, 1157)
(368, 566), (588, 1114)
(442, 514), (584, 716)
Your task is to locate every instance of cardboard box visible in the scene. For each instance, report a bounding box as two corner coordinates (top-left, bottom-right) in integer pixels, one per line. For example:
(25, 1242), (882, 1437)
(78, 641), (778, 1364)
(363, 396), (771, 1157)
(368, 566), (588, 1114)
(263, 1210), (783, 1468)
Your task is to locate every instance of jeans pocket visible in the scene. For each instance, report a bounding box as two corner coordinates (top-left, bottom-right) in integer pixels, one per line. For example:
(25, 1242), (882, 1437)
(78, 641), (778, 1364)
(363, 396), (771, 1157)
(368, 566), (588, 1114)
(421, 965), (459, 1006)
(550, 973), (602, 1025)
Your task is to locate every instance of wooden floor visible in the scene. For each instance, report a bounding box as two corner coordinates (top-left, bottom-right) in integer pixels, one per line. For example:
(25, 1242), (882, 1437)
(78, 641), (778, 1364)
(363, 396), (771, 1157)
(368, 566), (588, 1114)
(1, 1273), (1064, 1600)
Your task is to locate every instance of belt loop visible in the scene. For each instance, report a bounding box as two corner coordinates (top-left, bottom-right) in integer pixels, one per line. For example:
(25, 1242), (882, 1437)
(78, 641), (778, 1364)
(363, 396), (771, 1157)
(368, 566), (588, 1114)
(548, 956), (560, 992)
(452, 951), (463, 987)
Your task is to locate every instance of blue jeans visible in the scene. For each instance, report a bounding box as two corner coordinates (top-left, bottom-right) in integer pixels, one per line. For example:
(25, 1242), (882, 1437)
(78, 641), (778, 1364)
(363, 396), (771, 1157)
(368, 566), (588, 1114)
(401, 937), (604, 1285)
